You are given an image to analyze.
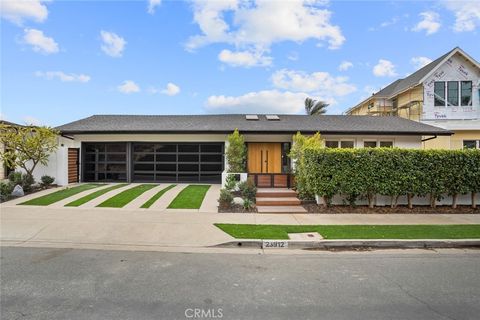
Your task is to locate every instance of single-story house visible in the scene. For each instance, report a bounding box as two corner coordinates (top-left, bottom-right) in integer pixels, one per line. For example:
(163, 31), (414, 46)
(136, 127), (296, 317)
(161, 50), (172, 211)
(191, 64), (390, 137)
(33, 114), (451, 187)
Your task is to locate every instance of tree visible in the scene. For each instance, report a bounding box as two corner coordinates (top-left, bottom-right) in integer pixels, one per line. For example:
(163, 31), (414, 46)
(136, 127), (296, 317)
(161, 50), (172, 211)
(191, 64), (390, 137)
(304, 97), (328, 115)
(226, 128), (246, 172)
(0, 124), (59, 179)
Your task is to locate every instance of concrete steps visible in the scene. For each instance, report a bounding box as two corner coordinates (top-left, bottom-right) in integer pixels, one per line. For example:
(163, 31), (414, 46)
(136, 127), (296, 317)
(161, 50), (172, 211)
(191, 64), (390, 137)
(256, 197), (301, 206)
(255, 188), (306, 214)
(257, 205), (307, 213)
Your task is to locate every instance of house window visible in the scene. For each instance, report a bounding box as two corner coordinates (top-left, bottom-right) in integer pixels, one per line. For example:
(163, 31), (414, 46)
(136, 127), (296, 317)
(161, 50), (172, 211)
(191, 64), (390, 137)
(434, 81), (445, 106)
(379, 141), (393, 148)
(463, 140), (479, 149)
(363, 141), (377, 148)
(281, 143), (291, 173)
(447, 81), (459, 106)
(340, 141), (354, 148)
(325, 141), (339, 148)
(461, 81), (472, 106)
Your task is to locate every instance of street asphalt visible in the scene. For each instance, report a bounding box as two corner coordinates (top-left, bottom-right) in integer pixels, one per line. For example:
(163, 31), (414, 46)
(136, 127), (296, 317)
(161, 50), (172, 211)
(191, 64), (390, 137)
(1, 247), (479, 320)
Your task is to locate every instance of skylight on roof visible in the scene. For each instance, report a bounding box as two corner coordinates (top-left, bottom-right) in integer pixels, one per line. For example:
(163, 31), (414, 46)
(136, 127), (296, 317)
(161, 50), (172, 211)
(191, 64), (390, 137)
(266, 115), (280, 121)
(246, 115), (259, 120)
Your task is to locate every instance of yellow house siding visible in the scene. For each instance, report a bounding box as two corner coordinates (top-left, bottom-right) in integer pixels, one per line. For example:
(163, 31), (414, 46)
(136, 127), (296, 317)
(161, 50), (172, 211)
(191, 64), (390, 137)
(396, 85), (423, 121)
(423, 130), (480, 149)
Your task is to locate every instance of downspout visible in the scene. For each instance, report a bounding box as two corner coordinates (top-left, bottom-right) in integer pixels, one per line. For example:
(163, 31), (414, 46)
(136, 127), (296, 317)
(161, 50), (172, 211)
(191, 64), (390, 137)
(421, 135), (437, 149)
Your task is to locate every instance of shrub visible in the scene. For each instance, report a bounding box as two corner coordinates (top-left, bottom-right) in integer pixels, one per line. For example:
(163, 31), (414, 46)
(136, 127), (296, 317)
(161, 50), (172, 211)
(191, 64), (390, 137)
(0, 181), (14, 201)
(238, 179), (257, 201)
(226, 129), (247, 172)
(302, 147), (480, 209)
(243, 198), (254, 211)
(218, 189), (234, 208)
(289, 132), (323, 200)
(8, 171), (35, 192)
(40, 175), (55, 188)
(224, 174), (238, 191)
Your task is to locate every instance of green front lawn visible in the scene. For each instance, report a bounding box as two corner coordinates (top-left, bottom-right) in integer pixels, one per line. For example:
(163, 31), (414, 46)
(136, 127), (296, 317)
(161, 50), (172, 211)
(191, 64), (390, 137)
(64, 184), (128, 207)
(214, 224), (480, 240)
(168, 185), (210, 209)
(141, 184), (176, 208)
(97, 184), (158, 208)
(19, 184), (102, 206)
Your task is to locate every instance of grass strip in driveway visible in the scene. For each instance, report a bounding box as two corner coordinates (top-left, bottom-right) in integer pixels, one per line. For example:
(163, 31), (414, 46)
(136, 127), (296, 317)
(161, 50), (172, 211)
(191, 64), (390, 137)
(214, 224), (480, 240)
(97, 184), (158, 208)
(64, 184), (128, 207)
(168, 185), (210, 209)
(141, 185), (176, 208)
(19, 184), (102, 206)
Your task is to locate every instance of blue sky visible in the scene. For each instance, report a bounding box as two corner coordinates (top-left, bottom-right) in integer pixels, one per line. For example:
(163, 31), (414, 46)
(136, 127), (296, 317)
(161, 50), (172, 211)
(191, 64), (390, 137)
(1, 0), (479, 126)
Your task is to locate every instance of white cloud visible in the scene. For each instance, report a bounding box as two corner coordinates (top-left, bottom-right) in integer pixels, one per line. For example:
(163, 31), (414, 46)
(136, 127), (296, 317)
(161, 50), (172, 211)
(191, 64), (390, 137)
(187, 0), (345, 67)
(443, 0), (480, 32)
(205, 90), (309, 114)
(338, 61), (353, 71)
(147, 0), (162, 14)
(100, 30), (126, 57)
(0, 0), (48, 25)
(271, 69), (356, 97)
(35, 71), (90, 83)
(117, 80), (140, 94)
(287, 51), (299, 61)
(410, 56), (432, 70)
(148, 82), (181, 96)
(373, 59), (397, 77)
(162, 83), (181, 96)
(218, 49), (272, 67)
(23, 28), (58, 54)
(412, 11), (441, 35)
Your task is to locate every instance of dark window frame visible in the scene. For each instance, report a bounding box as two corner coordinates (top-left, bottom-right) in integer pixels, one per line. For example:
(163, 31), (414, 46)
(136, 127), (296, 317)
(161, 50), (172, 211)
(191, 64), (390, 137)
(434, 81), (446, 107)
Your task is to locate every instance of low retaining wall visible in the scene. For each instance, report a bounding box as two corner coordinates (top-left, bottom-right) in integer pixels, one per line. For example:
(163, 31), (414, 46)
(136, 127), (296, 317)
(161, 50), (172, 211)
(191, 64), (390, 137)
(315, 193), (480, 207)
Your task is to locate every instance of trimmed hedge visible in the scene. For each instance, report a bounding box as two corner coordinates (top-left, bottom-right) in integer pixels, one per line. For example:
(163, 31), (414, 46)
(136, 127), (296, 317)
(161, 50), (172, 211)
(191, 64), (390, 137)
(302, 148), (480, 208)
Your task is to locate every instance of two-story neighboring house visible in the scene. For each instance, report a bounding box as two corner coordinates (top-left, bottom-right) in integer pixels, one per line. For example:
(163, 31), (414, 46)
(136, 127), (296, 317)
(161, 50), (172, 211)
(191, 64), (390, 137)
(346, 47), (480, 149)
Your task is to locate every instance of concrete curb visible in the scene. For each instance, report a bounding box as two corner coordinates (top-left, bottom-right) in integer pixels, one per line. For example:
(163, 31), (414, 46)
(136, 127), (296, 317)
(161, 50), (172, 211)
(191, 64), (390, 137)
(214, 239), (480, 250)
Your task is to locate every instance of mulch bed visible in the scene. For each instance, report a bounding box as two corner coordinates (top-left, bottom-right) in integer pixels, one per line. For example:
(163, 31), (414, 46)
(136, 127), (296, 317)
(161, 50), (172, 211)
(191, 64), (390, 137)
(303, 203), (479, 214)
(218, 204), (257, 213)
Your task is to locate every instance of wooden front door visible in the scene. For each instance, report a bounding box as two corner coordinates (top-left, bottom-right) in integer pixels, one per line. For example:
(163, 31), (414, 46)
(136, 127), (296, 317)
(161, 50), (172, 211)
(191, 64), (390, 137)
(68, 148), (79, 184)
(247, 143), (282, 173)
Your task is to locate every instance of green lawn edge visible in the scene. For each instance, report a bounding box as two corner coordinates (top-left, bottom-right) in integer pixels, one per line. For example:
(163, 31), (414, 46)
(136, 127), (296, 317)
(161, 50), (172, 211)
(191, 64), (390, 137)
(141, 185), (176, 208)
(97, 184), (158, 208)
(214, 224), (480, 240)
(19, 184), (103, 206)
(64, 184), (128, 207)
(168, 185), (210, 209)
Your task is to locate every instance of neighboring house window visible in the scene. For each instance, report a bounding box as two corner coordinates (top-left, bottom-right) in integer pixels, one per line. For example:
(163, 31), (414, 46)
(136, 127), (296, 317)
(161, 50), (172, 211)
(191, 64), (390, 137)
(340, 141), (354, 148)
(463, 140), (479, 149)
(379, 141), (393, 148)
(447, 81), (459, 106)
(363, 141), (377, 148)
(325, 141), (339, 148)
(461, 81), (472, 106)
(434, 81), (446, 106)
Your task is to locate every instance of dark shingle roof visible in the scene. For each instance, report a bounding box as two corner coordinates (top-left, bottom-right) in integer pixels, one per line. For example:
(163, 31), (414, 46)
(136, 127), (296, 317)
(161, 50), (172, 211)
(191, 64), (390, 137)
(56, 114), (451, 136)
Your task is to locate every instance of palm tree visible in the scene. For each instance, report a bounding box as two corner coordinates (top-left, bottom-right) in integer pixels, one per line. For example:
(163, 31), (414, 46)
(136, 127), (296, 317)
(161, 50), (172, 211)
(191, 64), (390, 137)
(304, 97), (328, 115)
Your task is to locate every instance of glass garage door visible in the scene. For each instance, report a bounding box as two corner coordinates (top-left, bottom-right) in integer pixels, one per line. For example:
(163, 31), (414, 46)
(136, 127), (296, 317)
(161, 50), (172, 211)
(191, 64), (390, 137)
(132, 143), (224, 183)
(83, 143), (128, 182)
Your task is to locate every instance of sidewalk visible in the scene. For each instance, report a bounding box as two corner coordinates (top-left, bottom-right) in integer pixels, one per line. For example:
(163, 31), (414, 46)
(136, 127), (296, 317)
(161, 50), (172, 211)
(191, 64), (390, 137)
(1, 205), (479, 252)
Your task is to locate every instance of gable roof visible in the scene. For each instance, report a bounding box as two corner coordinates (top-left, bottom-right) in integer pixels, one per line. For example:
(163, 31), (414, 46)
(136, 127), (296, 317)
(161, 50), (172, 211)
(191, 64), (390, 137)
(346, 47), (480, 114)
(56, 114), (452, 136)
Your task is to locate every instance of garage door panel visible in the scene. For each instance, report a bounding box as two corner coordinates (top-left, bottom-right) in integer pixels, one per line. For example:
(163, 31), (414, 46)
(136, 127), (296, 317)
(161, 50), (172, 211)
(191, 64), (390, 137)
(132, 142), (223, 183)
(83, 142), (128, 182)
